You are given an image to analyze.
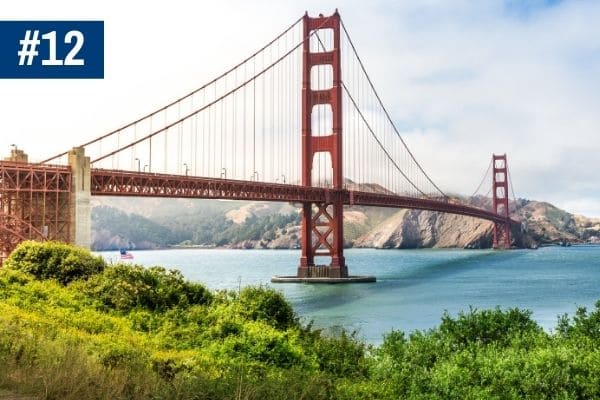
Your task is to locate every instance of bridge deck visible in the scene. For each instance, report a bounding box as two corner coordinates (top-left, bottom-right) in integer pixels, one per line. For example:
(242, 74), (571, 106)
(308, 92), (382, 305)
(90, 169), (517, 225)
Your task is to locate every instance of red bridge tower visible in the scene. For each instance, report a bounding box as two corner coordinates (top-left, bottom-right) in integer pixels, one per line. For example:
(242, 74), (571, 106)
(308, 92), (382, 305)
(297, 11), (347, 278)
(492, 154), (511, 249)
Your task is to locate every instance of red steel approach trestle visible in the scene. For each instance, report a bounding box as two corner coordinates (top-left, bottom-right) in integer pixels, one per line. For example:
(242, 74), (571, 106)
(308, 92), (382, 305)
(298, 11), (347, 278)
(492, 154), (511, 249)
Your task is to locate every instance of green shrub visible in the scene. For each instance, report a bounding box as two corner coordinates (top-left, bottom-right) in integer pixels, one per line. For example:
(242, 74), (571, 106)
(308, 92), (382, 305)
(84, 264), (212, 312)
(0, 268), (33, 291)
(557, 300), (600, 341)
(378, 329), (407, 366)
(238, 286), (298, 330)
(220, 324), (306, 367)
(313, 331), (369, 378)
(437, 306), (542, 349)
(4, 241), (105, 284)
(99, 340), (149, 369)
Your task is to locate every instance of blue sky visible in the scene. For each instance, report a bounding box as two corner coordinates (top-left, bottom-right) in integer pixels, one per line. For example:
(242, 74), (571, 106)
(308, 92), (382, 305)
(1, 0), (599, 217)
(504, 0), (563, 18)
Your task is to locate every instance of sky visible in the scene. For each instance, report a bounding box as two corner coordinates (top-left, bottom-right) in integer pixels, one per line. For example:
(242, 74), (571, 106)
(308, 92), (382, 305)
(1, 0), (599, 217)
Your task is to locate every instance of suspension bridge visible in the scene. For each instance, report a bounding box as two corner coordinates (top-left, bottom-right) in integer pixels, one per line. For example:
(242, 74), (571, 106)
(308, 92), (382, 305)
(0, 11), (519, 281)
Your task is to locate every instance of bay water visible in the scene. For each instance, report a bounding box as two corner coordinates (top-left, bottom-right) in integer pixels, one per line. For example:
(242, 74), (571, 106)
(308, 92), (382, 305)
(99, 246), (600, 344)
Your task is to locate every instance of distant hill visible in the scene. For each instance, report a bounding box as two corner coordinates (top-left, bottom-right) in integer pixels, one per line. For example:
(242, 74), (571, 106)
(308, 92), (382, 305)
(90, 197), (600, 251)
(91, 198), (304, 250)
(91, 206), (183, 250)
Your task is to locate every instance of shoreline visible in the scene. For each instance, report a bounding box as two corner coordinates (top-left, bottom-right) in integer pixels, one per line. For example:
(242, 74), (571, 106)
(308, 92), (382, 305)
(94, 242), (600, 253)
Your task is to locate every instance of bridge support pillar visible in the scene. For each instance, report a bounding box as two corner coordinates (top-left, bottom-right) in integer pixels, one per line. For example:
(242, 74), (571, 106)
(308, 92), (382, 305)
(68, 147), (91, 249)
(297, 199), (347, 278)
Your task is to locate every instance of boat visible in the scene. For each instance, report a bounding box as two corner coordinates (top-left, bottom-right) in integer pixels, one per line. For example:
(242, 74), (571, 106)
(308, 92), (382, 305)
(119, 248), (134, 259)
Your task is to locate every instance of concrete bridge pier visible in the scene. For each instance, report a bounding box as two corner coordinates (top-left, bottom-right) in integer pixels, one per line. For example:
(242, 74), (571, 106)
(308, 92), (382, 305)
(68, 147), (91, 249)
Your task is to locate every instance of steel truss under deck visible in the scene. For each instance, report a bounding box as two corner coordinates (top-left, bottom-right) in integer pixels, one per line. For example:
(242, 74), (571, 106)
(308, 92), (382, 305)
(0, 161), (71, 262)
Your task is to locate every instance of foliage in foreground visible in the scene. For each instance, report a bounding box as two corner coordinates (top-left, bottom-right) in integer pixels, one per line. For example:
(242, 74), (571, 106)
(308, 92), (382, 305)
(4, 240), (105, 284)
(1, 241), (600, 399)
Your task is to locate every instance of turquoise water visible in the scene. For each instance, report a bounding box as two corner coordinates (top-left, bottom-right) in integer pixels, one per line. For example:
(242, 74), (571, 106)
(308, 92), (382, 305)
(99, 246), (600, 344)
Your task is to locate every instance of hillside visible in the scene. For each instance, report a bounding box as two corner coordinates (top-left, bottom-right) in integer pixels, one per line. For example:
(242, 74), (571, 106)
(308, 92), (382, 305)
(90, 197), (600, 251)
(91, 199), (302, 251)
(354, 197), (600, 249)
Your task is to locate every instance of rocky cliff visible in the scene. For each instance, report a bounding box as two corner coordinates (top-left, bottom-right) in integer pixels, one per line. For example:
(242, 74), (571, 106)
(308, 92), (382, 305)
(353, 209), (495, 249)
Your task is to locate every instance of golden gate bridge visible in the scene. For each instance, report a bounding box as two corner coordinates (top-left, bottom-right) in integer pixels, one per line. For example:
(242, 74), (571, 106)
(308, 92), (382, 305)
(0, 11), (519, 280)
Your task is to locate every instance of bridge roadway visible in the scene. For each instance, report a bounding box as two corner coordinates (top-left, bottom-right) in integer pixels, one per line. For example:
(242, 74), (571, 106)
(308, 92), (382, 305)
(91, 169), (518, 226)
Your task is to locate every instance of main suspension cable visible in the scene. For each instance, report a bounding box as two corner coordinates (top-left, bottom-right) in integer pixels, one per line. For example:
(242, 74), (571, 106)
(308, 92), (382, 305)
(40, 15), (304, 164)
(471, 158), (493, 198)
(92, 16), (332, 165)
(340, 18), (447, 198)
(341, 81), (427, 197)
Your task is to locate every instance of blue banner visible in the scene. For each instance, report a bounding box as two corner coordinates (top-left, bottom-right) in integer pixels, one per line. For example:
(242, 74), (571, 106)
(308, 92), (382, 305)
(0, 21), (104, 79)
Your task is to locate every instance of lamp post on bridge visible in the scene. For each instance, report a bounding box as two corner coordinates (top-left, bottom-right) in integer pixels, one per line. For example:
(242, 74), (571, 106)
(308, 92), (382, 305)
(6, 144), (28, 163)
(183, 163), (190, 176)
(221, 168), (227, 179)
(134, 158), (140, 172)
(143, 164), (148, 172)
